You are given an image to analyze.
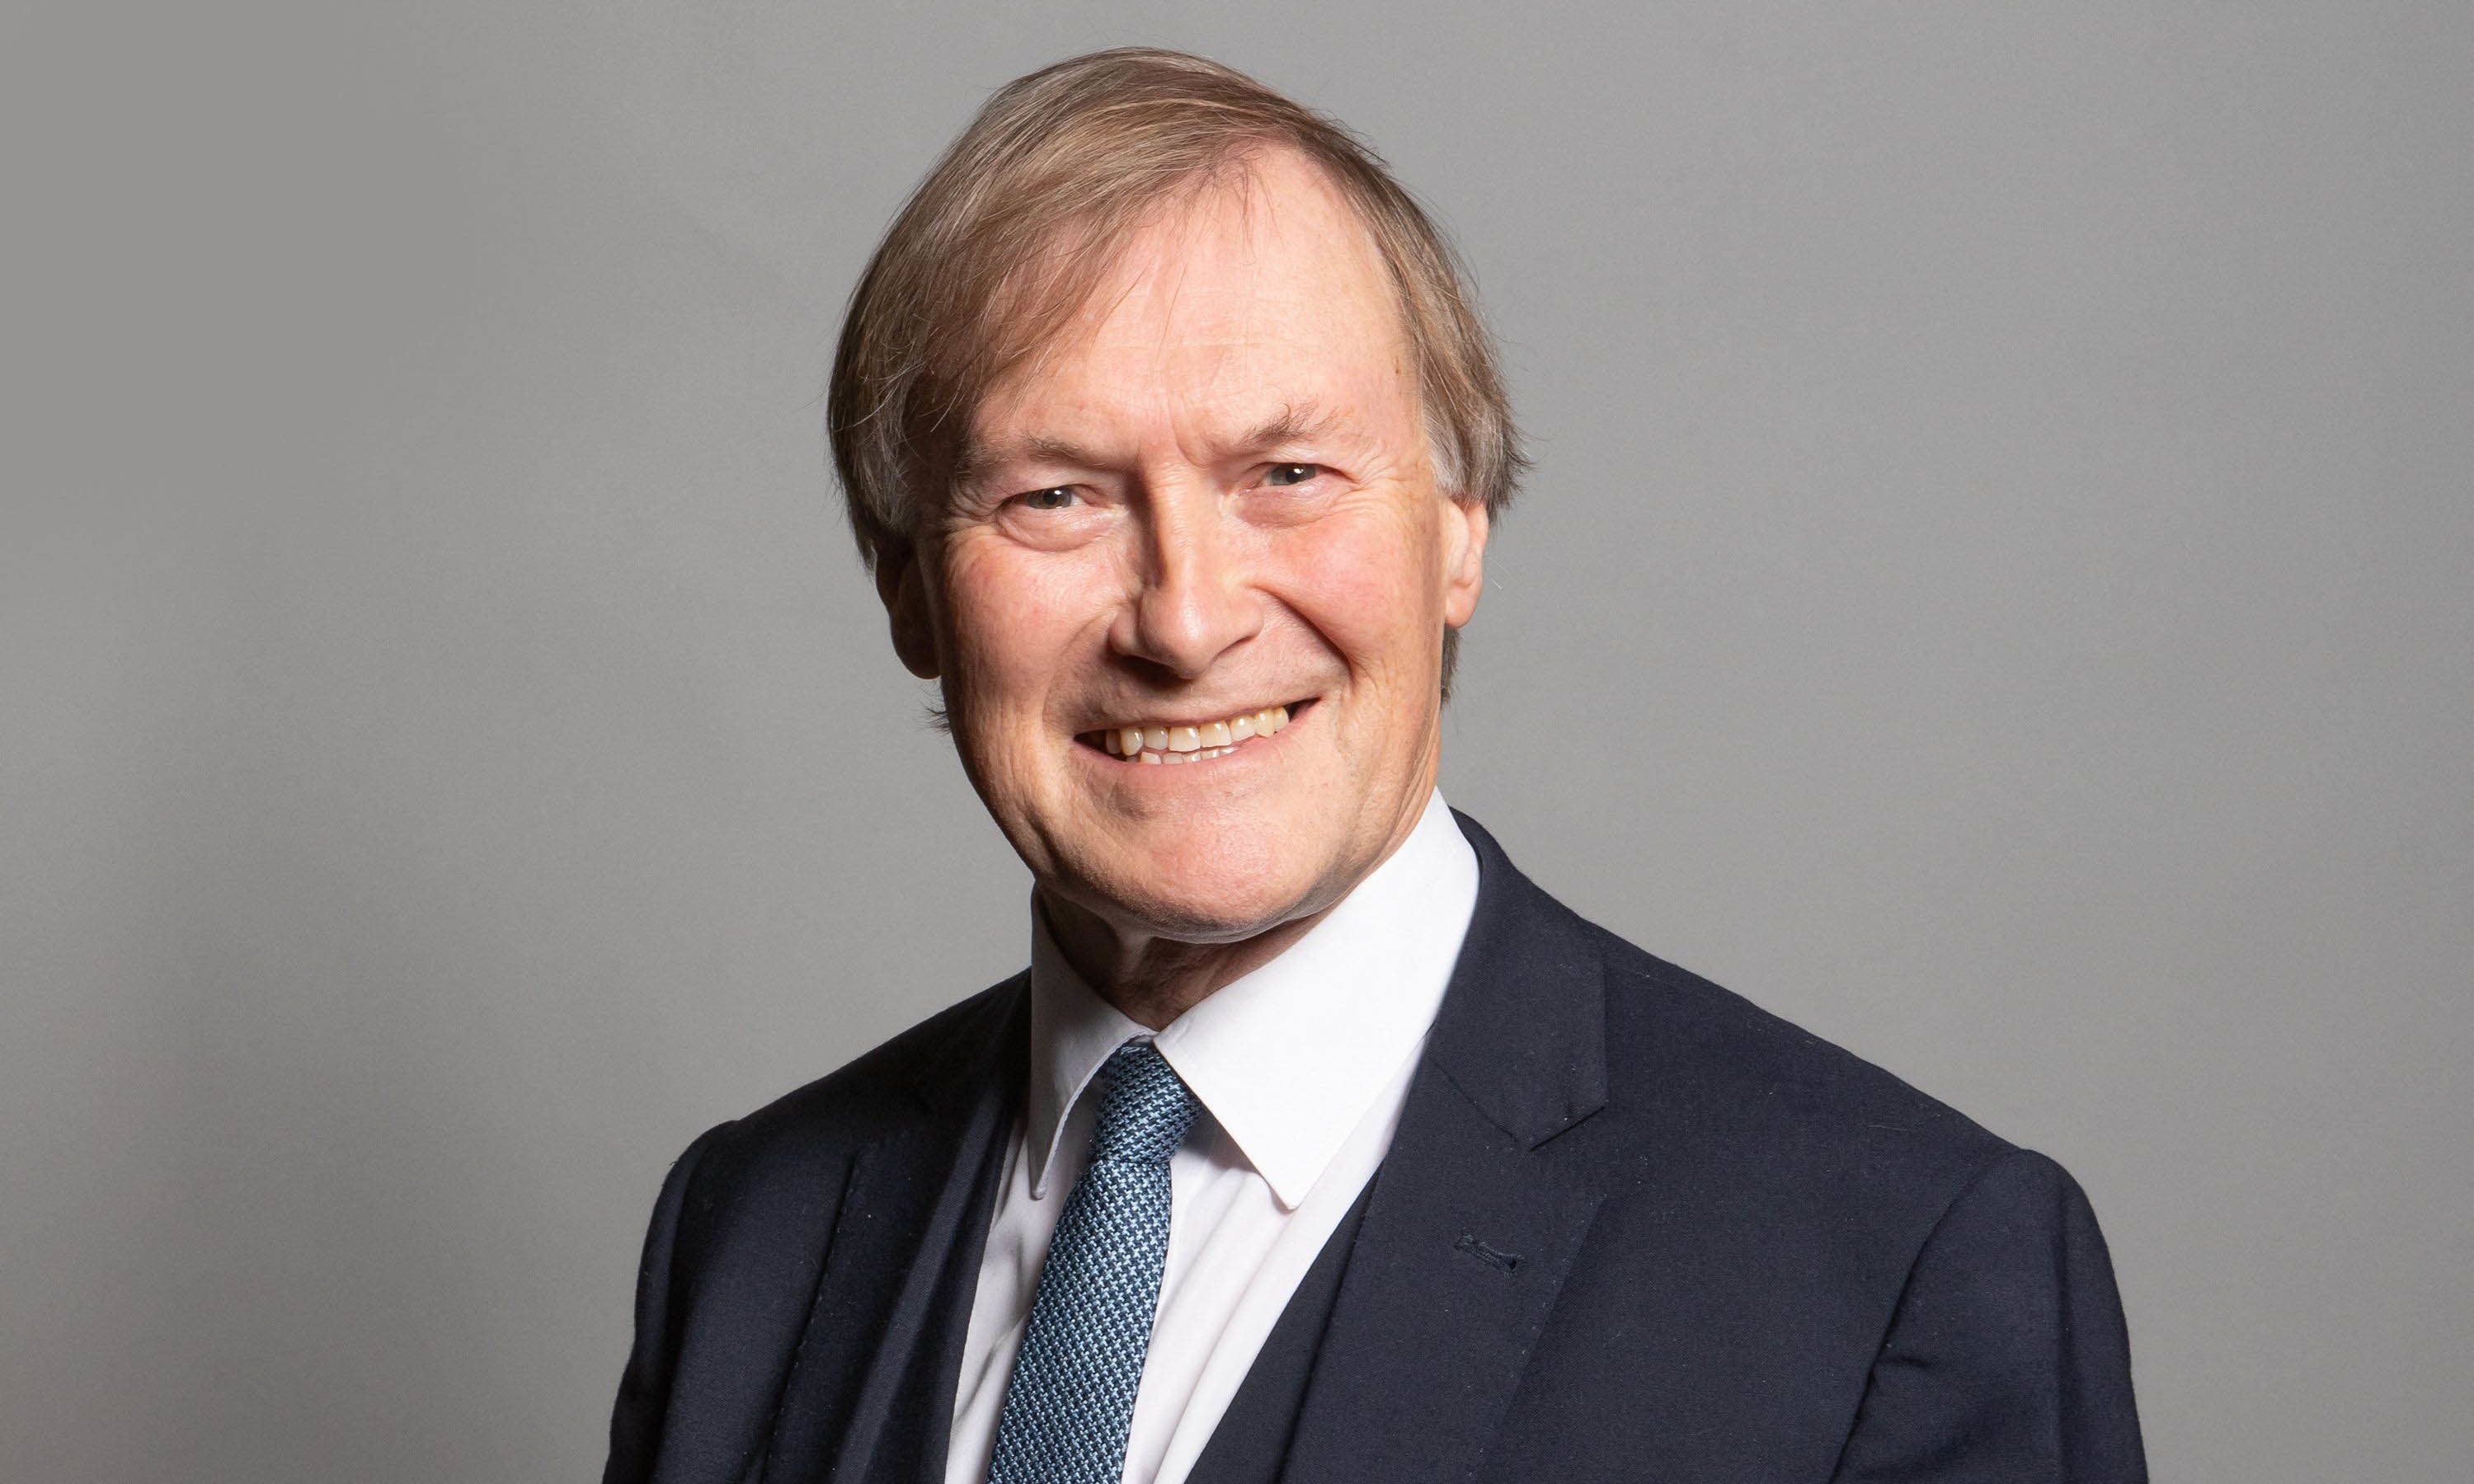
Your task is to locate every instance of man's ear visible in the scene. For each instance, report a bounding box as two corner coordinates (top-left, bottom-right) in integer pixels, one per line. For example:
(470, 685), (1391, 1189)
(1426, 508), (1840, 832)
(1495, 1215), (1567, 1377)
(1442, 494), (1490, 631)
(873, 539), (942, 679)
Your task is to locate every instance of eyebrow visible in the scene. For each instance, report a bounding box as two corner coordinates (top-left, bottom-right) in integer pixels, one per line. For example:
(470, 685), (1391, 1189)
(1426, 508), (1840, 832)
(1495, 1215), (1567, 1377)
(949, 434), (1098, 493)
(954, 400), (1348, 485)
(1226, 400), (1343, 457)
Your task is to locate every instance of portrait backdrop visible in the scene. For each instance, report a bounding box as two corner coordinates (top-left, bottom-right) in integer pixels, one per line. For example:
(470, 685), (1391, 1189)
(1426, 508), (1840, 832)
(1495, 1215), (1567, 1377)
(3, 2), (2467, 1481)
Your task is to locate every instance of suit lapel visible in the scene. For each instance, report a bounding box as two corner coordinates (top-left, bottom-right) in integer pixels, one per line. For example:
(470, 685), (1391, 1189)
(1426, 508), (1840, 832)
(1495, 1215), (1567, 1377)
(758, 979), (1027, 1484)
(755, 813), (1604, 1484)
(1279, 814), (1611, 1484)
(1183, 1181), (1376, 1484)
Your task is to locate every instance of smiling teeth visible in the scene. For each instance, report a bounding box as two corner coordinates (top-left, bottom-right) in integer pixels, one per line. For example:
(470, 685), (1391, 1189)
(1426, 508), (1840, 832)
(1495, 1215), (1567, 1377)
(1100, 706), (1288, 762)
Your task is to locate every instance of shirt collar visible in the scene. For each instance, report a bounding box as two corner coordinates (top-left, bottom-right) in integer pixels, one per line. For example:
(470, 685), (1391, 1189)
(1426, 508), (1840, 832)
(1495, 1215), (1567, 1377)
(1025, 790), (1479, 1209)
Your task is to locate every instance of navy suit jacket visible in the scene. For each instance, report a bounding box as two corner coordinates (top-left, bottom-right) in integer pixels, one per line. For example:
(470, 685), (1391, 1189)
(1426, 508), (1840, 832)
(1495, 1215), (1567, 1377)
(604, 814), (2144, 1483)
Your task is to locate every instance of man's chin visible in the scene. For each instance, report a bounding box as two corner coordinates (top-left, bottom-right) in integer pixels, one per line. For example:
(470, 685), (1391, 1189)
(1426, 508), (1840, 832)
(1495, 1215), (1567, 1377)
(1051, 866), (1327, 949)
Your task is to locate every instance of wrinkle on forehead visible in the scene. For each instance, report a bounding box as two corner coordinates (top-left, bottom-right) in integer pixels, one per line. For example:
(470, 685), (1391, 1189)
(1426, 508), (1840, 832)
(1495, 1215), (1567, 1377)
(969, 150), (1413, 463)
(1004, 156), (1395, 364)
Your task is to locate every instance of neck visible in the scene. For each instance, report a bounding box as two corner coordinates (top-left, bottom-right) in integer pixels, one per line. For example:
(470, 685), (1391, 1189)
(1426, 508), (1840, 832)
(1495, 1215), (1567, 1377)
(1036, 788), (1438, 1031)
(1037, 892), (1329, 1031)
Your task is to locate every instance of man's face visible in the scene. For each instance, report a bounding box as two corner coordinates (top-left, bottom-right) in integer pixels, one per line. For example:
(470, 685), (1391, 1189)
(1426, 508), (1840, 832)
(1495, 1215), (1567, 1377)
(885, 149), (1488, 944)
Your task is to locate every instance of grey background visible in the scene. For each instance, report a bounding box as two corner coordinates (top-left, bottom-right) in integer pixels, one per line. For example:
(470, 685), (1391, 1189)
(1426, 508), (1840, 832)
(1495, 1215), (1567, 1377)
(5, 2), (2467, 1480)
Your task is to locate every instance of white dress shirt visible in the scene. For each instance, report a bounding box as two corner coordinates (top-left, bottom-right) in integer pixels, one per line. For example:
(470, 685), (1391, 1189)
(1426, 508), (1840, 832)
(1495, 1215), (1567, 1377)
(943, 790), (1479, 1484)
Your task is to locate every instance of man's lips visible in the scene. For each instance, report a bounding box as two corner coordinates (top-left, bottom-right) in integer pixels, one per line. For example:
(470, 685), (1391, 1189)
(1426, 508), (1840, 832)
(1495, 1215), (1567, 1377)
(1075, 698), (1314, 764)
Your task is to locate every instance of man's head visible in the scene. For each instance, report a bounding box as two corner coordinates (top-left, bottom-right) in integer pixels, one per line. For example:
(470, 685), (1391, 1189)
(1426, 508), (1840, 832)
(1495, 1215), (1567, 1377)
(829, 49), (1520, 952)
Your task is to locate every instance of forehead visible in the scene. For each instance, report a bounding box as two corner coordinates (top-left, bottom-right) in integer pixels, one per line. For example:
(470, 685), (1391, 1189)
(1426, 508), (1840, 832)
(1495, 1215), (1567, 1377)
(972, 150), (1414, 443)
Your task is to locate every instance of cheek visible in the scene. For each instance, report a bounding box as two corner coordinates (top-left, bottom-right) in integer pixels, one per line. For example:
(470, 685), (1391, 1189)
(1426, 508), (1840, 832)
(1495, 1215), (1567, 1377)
(1273, 503), (1448, 666)
(939, 543), (1106, 716)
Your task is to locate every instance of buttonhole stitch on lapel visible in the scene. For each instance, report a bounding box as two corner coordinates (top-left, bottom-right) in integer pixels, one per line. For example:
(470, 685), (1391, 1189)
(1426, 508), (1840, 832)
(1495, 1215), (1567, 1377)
(1454, 1233), (1522, 1274)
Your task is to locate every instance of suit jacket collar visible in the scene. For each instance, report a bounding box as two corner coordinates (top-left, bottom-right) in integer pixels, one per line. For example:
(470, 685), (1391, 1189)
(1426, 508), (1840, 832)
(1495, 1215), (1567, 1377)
(760, 810), (1611, 1484)
(1198, 811), (1614, 1484)
(1021, 789), (1479, 1208)
(914, 975), (1027, 1120)
(758, 980), (1026, 1484)
(914, 809), (1600, 1143)
(1426, 810), (1611, 1148)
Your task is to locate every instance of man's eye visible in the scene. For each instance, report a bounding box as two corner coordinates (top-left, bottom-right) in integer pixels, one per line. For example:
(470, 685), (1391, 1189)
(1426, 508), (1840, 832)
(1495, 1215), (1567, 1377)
(1014, 487), (1079, 511)
(1263, 463), (1320, 487)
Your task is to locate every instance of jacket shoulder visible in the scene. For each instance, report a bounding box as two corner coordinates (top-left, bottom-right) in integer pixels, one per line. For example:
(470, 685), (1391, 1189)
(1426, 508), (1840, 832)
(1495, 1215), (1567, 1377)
(1451, 811), (2011, 1183)
(1603, 930), (2009, 1148)
(685, 973), (1026, 1191)
(1525, 910), (2048, 1338)
(1587, 918), (2011, 1167)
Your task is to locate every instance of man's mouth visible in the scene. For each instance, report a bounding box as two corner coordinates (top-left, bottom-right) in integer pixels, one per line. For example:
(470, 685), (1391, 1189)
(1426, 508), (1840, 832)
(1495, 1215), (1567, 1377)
(1076, 700), (1310, 765)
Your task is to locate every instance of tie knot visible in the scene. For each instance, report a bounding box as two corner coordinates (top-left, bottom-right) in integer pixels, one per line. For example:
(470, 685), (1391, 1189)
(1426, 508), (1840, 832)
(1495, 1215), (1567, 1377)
(1088, 1041), (1197, 1166)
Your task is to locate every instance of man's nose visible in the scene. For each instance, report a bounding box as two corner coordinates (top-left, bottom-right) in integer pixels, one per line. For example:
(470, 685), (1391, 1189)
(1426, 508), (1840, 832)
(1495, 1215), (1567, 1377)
(1113, 486), (1262, 679)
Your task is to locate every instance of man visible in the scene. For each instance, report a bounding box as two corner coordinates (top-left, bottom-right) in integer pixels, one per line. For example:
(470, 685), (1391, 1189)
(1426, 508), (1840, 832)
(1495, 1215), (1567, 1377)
(605, 48), (2143, 1484)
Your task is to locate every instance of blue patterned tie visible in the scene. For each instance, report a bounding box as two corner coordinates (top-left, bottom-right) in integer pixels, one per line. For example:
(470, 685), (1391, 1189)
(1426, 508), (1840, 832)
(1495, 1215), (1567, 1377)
(987, 1040), (1199, 1484)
